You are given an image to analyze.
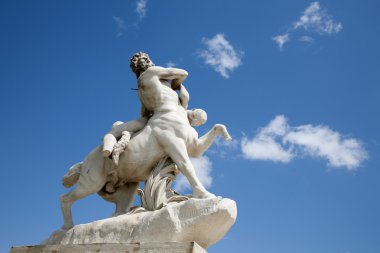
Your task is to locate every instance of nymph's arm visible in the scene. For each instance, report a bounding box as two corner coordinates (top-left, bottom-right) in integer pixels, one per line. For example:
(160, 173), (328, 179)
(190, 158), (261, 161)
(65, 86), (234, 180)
(109, 117), (148, 137)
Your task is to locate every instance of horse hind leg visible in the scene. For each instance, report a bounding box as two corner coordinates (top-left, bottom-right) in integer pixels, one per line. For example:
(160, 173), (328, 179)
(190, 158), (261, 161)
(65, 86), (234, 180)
(112, 182), (139, 216)
(98, 182), (139, 216)
(60, 175), (106, 230)
(60, 188), (82, 230)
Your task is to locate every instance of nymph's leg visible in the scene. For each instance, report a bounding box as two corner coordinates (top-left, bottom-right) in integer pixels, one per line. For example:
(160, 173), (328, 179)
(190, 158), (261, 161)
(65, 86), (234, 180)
(110, 118), (148, 137)
(112, 131), (132, 166)
(103, 133), (117, 157)
(103, 117), (148, 158)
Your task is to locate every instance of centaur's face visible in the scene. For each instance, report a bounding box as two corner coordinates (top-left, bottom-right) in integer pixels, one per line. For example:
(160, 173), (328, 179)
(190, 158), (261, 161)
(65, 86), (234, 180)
(131, 53), (155, 77)
(137, 56), (154, 72)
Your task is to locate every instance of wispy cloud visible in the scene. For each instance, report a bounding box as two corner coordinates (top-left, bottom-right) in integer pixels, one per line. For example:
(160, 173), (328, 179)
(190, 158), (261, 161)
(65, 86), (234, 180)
(299, 35), (314, 43)
(241, 115), (368, 170)
(273, 2), (342, 50)
(199, 33), (243, 78)
(272, 33), (290, 50)
(174, 156), (213, 192)
(294, 2), (342, 34)
(112, 16), (127, 37)
(166, 61), (176, 68)
(112, 0), (148, 36)
(136, 0), (147, 20)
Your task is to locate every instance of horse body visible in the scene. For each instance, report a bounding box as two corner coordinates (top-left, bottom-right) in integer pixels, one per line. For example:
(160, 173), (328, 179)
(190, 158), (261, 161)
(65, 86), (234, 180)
(117, 106), (195, 179)
(117, 124), (165, 181)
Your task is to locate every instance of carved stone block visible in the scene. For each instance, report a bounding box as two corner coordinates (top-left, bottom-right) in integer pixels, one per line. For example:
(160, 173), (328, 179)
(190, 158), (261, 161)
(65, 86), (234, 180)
(10, 242), (206, 253)
(44, 197), (236, 249)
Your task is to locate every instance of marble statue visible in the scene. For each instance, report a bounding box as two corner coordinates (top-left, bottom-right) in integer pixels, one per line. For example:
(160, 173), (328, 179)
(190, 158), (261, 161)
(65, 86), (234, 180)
(60, 52), (232, 230)
(11, 52), (237, 253)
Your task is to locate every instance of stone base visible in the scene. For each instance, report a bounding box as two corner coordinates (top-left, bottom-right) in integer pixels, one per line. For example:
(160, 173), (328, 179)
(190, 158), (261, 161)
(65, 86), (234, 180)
(44, 197), (236, 249)
(10, 242), (206, 253)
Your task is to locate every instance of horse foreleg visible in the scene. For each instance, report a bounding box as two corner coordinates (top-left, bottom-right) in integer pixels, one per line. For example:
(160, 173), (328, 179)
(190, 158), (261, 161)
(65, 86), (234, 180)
(158, 132), (215, 199)
(189, 124), (232, 157)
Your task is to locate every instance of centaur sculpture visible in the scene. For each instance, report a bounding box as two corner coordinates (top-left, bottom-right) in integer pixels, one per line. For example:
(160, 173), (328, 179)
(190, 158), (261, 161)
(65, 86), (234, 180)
(60, 52), (232, 230)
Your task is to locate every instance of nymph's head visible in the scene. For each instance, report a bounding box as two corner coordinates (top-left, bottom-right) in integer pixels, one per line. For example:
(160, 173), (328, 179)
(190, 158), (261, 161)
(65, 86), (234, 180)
(130, 52), (155, 78)
(188, 109), (207, 127)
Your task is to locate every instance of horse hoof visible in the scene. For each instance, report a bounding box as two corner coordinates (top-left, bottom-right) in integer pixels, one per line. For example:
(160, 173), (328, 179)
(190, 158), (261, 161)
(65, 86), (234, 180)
(225, 136), (232, 141)
(192, 187), (216, 199)
(200, 191), (216, 199)
(112, 212), (124, 217)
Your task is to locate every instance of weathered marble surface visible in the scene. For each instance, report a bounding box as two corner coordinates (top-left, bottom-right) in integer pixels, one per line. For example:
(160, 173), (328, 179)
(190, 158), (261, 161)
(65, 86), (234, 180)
(10, 53), (237, 253)
(44, 197), (236, 249)
(60, 52), (233, 230)
(11, 242), (206, 253)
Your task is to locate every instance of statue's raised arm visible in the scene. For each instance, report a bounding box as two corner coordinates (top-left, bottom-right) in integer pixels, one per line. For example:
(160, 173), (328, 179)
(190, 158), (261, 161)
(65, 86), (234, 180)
(130, 52), (187, 89)
(150, 66), (188, 90)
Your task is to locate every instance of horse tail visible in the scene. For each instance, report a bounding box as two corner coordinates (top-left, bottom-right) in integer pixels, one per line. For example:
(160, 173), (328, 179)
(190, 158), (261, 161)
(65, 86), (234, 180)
(62, 162), (83, 188)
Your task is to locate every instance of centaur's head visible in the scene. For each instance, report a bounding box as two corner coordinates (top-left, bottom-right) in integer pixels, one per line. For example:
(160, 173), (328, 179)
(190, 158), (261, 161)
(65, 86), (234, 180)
(130, 52), (155, 78)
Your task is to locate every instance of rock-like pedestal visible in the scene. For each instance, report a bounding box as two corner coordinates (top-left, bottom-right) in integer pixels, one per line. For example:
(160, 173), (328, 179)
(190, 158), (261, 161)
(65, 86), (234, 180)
(11, 197), (236, 252)
(11, 242), (206, 253)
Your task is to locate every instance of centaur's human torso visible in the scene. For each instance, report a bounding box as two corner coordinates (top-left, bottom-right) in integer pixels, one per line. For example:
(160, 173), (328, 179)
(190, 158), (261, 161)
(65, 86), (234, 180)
(116, 67), (198, 181)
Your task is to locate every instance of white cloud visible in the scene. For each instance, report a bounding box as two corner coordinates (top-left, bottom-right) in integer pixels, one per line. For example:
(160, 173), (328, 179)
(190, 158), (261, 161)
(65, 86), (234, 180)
(294, 2), (342, 35)
(174, 156), (212, 192)
(112, 16), (127, 37)
(136, 0), (147, 20)
(284, 125), (367, 169)
(241, 115), (293, 162)
(242, 137), (294, 163)
(241, 115), (368, 170)
(166, 61), (176, 68)
(272, 33), (290, 50)
(273, 2), (342, 49)
(199, 33), (243, 78)
(299, 35), (314, 43)
(260, 114), (288, 136)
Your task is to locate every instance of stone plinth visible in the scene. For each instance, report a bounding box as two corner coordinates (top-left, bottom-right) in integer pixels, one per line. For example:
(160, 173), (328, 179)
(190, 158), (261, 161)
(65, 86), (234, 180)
(10, 242), (206, 253)
(44, 197), (236, 249)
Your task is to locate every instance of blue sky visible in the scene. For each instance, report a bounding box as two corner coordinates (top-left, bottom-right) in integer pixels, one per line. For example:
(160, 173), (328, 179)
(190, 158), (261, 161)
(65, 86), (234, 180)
(1, 0), (379, 252)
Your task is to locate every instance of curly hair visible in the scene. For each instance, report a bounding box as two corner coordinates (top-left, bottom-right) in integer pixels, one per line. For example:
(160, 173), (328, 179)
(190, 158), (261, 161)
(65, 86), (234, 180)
(130, 52), (155, 78)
